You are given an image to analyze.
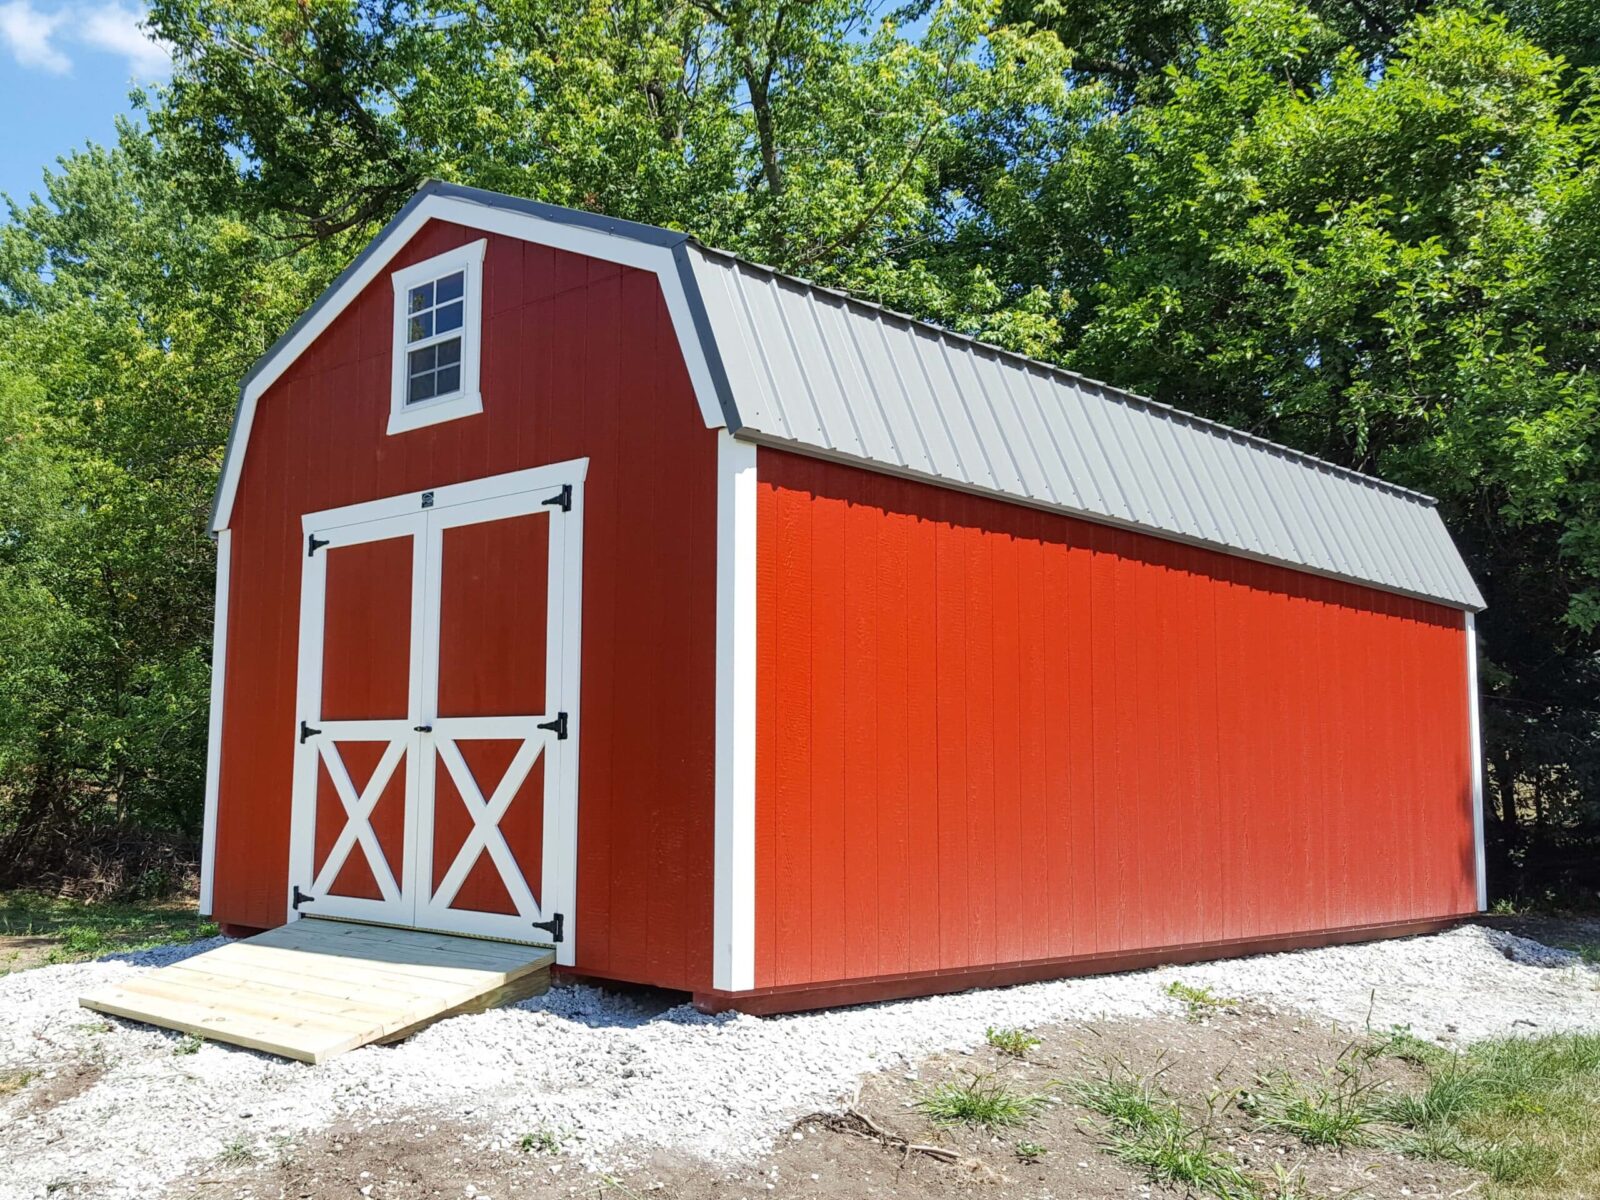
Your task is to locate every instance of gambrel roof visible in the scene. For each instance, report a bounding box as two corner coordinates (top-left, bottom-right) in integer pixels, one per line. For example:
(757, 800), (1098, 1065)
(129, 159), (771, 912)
(214, 181), (1484, 611)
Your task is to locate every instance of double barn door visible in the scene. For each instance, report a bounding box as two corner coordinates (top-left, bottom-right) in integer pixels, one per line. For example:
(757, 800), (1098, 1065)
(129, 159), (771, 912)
(287, 464), (584, 960)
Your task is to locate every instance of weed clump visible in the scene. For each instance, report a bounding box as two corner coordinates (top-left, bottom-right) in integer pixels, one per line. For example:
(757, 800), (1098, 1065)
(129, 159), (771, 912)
(916, 1073), (1046, 1128)
(985, 1026), (1042, 1058)
(1164, 980), (1237, 1021)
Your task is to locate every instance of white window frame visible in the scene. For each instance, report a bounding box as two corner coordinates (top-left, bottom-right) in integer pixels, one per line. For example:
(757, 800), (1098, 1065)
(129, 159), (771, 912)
(388, 239), (487, 435)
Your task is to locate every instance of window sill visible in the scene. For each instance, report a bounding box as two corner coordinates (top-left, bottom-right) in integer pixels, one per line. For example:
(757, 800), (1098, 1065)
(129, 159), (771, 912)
(386, 391), (483, 435)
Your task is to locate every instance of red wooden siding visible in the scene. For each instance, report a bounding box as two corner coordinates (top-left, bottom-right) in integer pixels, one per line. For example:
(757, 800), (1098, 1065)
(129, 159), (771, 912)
(754, 448), (1476, 992)
(213, 219), (719, 992)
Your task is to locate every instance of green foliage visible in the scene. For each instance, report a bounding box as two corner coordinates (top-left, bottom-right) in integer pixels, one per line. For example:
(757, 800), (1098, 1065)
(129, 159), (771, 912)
(1165, 980), (1238, 1021)
(520, 1128), (563, 1154)
(916, 1072), (1047, 1127)
(1013, 1138), (1047, 1161)
(985, 1025), (1043, 1057)
(1, 0), (1598, 901)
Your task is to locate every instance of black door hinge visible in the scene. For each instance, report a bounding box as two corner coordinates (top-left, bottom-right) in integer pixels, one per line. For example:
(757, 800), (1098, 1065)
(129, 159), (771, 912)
(542, 484), (572, 513)
(307, 533), (329, 556)
(531, 912), (564, 943)
(292, 885), (315, 910)
(536, 712), (568, 740)
(299, 720), (322, 743)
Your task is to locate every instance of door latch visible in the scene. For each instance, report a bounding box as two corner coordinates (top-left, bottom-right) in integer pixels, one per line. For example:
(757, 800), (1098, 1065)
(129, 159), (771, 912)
(536, 712), (569, 740)
(413, 724), (433, 733)
(531, 912), (564, 943)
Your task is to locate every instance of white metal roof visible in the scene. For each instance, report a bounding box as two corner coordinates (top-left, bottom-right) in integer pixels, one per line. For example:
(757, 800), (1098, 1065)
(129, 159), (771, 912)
(215, 182), (1484, 610)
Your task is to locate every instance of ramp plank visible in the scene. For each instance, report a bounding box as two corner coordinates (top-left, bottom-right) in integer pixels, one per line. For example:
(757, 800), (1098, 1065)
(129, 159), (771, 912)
(79, 918), (554, 1063)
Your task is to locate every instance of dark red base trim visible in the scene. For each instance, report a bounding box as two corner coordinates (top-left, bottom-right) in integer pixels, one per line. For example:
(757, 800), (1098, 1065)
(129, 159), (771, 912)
(691, 914), (1475, 1015)
(218, 921), (270, 940)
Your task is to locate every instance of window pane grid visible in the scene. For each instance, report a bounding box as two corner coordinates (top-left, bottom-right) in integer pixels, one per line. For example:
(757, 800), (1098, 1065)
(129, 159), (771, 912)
(402, 269), (467, 405)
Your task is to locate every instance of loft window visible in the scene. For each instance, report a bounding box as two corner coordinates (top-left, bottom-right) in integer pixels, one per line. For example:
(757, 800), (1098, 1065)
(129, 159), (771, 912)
(388, 240), (486, 434)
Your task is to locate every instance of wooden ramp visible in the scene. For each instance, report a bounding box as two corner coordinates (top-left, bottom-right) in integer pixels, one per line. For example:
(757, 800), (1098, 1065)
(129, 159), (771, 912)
(79, 918), (555, 1064)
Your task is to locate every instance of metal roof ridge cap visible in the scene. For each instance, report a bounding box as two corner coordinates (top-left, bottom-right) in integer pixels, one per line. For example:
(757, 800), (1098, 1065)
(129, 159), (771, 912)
(688, 240), (1440, 508)
(431, 181), (692, 248)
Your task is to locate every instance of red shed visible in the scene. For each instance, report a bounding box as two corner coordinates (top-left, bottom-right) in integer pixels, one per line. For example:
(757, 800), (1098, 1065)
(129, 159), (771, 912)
(201, 182), (1487, 1013)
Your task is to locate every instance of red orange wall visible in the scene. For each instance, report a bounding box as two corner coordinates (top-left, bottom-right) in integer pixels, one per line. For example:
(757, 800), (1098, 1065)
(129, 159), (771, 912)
(754, 449), (1477, 992)
(215, 220), (720, 992)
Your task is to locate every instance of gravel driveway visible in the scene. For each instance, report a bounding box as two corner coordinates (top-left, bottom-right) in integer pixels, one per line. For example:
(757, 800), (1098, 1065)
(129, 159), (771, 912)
(2, 924), (1597, 1200)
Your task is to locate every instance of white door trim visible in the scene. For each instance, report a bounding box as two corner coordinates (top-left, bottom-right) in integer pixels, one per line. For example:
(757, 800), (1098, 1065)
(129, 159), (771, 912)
(288, 459), (587, 965)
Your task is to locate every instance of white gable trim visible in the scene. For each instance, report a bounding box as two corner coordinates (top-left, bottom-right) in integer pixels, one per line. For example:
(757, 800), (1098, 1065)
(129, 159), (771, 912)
(211, 192), (727, 533)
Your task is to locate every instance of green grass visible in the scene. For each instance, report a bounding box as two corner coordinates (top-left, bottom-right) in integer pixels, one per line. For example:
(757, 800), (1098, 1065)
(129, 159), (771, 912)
(520, 1129), (563, 1154)
(1164, 980), (1237, 1021)
(916, 1073), (1047, 1128)
(0, 1069), (35, 1096)
(1013, 1139), (1048, 1163)
(0, 890), (215, 973)
(1238, 1067), (1382, 1147)
(1365, 1024), (1450, 1069)
(985, 1025), (1042, 1058)
(1380, 1033), (1600, 1196)
(1553, 941), (1600, 966)
(1070, 1069), (1265, 1200)
(217, 1138), (256, 1167)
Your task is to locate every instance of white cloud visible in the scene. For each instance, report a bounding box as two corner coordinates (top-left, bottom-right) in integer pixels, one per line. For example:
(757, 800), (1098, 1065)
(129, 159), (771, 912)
(79, 2), (168, 77)
(0, 0), (71, 73)
(0, 1), (169, 77)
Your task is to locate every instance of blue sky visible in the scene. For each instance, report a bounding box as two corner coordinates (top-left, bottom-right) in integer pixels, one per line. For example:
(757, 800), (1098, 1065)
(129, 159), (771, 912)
(0, 1), (167, 205)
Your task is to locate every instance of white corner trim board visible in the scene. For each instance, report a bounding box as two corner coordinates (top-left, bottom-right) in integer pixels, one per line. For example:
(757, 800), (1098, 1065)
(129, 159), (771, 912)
(198, 528), (232, 917)
(713, 433), (758, 992)
(211, 193), (726, 533)
(1466, 611), (1487, 912)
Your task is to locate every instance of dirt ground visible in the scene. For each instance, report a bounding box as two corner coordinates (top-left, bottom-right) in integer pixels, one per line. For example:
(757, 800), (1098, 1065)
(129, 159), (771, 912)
(163, 1004), (1478, 1200)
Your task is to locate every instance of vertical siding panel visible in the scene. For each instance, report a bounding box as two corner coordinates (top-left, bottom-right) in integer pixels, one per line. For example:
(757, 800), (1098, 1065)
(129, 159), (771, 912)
(1040, 533), (1074, 958)
(875, 493), (912, 977)
(933, 509), (971, 968)
(989, 520), (1026, 966)
(809, 475), (849, 982)
(904, 505), (942, 975)
(1087, 527), (1124, 952)
(573, 274), (616, 973)
(773, 480), (814, 987)
(964, 522), (999, 967)
(1063, 525), (1099, 957)
(1014, 521), (1051, 963)
(755, 479), (779, 988)
(843, 481), (880, 980)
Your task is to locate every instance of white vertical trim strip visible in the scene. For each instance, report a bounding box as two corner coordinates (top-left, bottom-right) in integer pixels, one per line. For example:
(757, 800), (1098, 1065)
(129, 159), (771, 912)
(285, 538), (330, 922)
(713, 433), (759, 992)
(198, 529), (232, 917)
(1466, 611), (1487, 912)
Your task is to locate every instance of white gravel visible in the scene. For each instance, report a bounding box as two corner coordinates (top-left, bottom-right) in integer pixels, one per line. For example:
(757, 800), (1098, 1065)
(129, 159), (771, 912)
(2, 924), (1597, 1199)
